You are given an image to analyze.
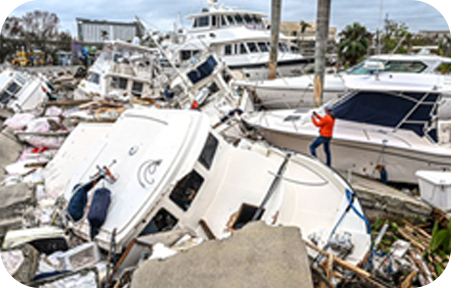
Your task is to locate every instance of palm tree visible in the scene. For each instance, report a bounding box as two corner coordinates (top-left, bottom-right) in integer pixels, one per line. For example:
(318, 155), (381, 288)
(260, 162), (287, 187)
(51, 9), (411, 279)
(338, 22), (372, 66)
(298, 21), (312, 54)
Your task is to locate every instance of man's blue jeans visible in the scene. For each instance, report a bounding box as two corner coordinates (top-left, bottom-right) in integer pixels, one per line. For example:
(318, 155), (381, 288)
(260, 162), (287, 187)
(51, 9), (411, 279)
(310, 136), (332, 166)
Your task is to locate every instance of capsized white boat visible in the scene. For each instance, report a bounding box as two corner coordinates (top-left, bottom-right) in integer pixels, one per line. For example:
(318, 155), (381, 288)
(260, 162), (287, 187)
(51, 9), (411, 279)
(56, 108), (371, 265)
(242, 73), (451, 184)
(74, 40), (165, 100)
(0, 68), (50, 112)
(234, 53), (451, 109)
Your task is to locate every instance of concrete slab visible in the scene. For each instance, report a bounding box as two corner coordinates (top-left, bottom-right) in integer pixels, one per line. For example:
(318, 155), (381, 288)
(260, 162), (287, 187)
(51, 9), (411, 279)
(340, 171), (432, 219)
(132, 222), (313, 288)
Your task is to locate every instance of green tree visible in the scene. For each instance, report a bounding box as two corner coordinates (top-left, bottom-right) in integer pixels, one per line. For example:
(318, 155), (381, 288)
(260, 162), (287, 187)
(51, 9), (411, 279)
(338, 22), (372, 66)
(297, 20), (311, 54)
(381, 18), (413, 54)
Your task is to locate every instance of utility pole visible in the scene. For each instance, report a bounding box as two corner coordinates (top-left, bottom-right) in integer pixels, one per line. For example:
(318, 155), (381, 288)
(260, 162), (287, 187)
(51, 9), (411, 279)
(313, 0), (331, 107)
(268, 0), (282, 80)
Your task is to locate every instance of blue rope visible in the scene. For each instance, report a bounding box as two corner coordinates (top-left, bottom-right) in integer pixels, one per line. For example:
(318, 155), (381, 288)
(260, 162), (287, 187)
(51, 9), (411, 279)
(315, 189), (393, 278)
(345, 189), (393, 277)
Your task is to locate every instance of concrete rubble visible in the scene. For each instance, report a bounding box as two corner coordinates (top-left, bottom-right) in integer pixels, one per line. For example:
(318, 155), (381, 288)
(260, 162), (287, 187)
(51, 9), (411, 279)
(132, 222), (314, 288)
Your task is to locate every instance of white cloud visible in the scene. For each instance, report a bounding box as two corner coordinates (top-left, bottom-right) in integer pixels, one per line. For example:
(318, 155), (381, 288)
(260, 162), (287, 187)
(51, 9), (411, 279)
(2, 0), (450, 35)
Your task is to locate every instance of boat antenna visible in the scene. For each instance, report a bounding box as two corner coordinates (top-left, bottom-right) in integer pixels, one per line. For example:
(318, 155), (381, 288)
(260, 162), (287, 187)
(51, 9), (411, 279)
(389, 4), (428, 55)
(376, 0), (383, 55)
(135, 16), (190, 95)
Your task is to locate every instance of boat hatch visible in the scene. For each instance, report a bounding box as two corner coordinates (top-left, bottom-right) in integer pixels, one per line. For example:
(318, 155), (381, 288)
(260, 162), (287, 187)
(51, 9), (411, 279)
(187, 56), (218, 84)
(230, 203), (263, 230)
(139, 208), (178, 237)
(169, 170), (204, 211)
(0, 81), (22, 104)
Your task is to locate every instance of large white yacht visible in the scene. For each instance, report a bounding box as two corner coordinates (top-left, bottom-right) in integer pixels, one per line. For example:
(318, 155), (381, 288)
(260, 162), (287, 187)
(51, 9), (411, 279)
(235, 53), (451, 109)
(165, 0), (313, 80)
(52, 108), (371, 265)
(243, 73), (451, 184)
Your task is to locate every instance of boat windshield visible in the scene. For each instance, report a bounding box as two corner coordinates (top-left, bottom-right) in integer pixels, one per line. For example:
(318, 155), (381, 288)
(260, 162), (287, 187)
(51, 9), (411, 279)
(332, 90), (439, 141)
(347, 59), (427, 75)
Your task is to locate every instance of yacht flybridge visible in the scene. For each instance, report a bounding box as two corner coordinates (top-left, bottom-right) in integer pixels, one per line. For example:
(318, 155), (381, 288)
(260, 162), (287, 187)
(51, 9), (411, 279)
(242, 73), (451, 184)
(58, 108), (371, 266)
(165, 0), (313, 80)
(235, 53), (451, 109)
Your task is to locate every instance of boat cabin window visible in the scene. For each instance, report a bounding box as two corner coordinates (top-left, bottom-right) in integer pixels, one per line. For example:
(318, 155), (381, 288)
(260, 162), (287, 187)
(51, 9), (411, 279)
(384, 61), (426, 73)
(87, 72), (100, 84)
(111, 77), (128, 90)
(234, 14), (244, 25)
(198, 133), (219, 170)
(348, 60), (427, 75)
(0, 82), (21, 104)
(227, 15), (235, 25)
(132, 81), (144, 97)
(181, 50), (200, 61)
(247, 42), (259, 53)
(258, 42), (269, 52)
(244, 14), (253, 24)
(278, 43), (289, 52)
(224, 44), (232, 55)
(211, 15), (217, 27)
(239, 43), (247, 54)
(140, 208), (178, 236)
(197, 16), (209, 28)
(253, 15), (263, 26)
(221, 15), (227, 26)
(170, 170), (204, 211)
(231, 203), (263, 230)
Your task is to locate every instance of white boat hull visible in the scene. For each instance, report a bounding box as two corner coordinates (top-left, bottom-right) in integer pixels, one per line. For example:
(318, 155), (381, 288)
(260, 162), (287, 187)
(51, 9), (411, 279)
(251, 126), (451, 184)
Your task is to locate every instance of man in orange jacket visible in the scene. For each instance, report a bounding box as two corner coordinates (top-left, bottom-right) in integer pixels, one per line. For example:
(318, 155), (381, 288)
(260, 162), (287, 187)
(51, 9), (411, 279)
(310, 106), (335, 167)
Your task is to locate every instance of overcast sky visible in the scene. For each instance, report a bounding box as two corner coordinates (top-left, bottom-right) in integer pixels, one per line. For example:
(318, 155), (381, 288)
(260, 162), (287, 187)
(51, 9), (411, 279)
(4, 0), (451, 36)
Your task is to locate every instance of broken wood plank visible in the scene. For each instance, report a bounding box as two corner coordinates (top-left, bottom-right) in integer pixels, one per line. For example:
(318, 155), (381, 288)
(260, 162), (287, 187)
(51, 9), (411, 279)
(398, 227), (426, 251)
(400, 270), (417, 288)
(305, 242), (390, 288)
(402, 220), (431, 241)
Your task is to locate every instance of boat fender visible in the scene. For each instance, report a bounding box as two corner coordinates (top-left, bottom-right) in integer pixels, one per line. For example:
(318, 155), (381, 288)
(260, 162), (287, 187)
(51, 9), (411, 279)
(376, 165), (388, 184)
(87, 187), (111, 240)
(67, 179), (97, 222)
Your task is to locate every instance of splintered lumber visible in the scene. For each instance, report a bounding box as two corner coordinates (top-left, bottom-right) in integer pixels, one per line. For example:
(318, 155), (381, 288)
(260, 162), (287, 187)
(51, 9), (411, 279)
(431, 207), (450, 228)
(398, 227), (426, 251)
(400, 270), (417, 288)
(305, 242), (390, 288)
(44, 99), (91, 107)
(402, 220), (431, 241)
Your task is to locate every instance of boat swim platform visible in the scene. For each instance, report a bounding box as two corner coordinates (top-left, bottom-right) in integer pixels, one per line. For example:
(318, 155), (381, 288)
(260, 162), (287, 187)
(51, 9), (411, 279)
(338, 170), (432, 220)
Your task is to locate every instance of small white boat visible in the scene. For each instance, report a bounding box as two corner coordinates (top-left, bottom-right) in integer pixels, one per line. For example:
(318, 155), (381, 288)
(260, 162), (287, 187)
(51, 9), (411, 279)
(243, 73), (451, 184)
(235, 53), (451, 109)
(0, 68), (49, 112)
(74, 40), (165, 100)
(53, 108), (372, 266)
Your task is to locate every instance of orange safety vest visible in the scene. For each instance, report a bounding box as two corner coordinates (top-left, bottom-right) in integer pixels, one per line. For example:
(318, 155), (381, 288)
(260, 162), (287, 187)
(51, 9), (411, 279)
(312, 114), (335, 138)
